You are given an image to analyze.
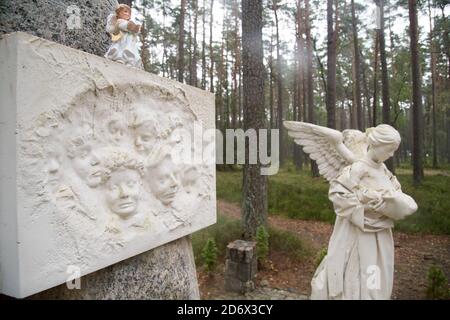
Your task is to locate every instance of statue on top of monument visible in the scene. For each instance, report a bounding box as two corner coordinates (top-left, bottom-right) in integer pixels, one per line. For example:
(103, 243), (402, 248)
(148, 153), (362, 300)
(284, 121), (418, 300)
(105, 3), (143, 69)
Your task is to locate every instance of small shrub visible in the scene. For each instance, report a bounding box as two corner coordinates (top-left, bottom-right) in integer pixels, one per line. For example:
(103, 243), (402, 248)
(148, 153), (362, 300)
(426, 265), (450, 300)
(256, 225), (270, 265)
(201, 238), (218, 273)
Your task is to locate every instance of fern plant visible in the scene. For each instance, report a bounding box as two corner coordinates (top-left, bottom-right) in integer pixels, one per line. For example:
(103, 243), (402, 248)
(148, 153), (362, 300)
(201, 238), (218, 274)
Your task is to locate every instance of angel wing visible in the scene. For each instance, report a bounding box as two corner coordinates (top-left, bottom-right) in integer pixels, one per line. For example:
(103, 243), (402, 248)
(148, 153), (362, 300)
(283, 121), (367, 181)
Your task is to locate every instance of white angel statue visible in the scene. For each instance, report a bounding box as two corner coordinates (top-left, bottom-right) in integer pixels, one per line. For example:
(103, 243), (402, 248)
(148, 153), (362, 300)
(105, 4), (143, 69)
(283, 121), (418, 300)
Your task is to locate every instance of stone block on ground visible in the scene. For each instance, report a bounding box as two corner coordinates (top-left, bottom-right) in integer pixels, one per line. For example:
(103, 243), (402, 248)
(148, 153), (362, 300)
(224, 240), (257, 294)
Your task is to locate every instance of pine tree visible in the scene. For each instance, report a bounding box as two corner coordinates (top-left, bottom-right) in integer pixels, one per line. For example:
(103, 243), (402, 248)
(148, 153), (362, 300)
(409, 0), (424, 184)
(242, 0), (268, 239)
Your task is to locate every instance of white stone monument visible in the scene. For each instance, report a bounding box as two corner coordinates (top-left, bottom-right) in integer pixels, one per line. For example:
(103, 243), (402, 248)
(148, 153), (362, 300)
(0, 32), (216, 298)
(284, 121), (418, 300)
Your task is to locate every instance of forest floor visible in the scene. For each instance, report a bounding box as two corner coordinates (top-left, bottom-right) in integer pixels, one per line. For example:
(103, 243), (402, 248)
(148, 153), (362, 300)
(197, 200), (450, 300)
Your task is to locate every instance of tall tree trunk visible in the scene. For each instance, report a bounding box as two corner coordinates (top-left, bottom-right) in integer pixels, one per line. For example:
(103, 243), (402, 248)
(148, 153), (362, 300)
(224, 1), (230, 131)
(273, 1), (285, 166)
(293, 41), (300, 168)
(340, 104), (347, 130)
(238, 56), (243, 128)
(372, 31), (379, 127)
(269, 29), (275, 129)
(360, 48), (370, 128)
(379, 0), (390, 125)
(409, 0), (424, 184)
(326, 0), (337, 129)
(162, 0), (168, 78)
(314, 38), (327, 95)
(209, 0), (215, 93)
(231, 0), (240, 129)
(305, 0), (319, 177)
(187, 4), (193, 85)
(190, 0), (198, 87)
(217, 17), (226, 135)
(351, 0), (363, 130)
(177, 0), (186, 83)
(428, 0), (438, 168)
(139, 12), (151, 72)
(378, 0), (394, 171)
(294, 0), (304, 170)
(201, 0), (207, 89)
(242, 0), (267, 239)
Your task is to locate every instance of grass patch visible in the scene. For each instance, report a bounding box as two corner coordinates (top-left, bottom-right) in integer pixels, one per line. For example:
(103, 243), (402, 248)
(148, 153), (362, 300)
(268, 227), (312, 260)
(216, 168), (450, 235)
(395, 174), (450, 234)
(192, 213), (312, 266)
(216, 170), (243, 204)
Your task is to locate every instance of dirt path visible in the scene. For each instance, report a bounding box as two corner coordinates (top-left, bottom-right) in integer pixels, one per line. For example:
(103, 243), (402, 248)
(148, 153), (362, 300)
(215, 200), (450, 300)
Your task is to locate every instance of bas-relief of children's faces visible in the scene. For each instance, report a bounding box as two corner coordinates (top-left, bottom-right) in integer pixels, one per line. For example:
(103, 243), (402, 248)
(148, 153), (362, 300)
(37, 101), (202, 226)
(105, 168), (141, 218)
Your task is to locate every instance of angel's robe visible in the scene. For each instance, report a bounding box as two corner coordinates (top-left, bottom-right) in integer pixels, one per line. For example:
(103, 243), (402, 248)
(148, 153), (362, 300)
(105, 18), (143, 69)
(310, 159), (417, 300)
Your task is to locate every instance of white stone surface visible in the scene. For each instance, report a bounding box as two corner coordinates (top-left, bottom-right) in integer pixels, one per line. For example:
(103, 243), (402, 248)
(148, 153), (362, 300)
(0, 32), (216, 298)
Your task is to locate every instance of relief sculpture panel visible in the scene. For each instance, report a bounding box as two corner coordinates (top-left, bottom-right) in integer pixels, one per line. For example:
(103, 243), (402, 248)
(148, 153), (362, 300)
(13, 86), (215, 296)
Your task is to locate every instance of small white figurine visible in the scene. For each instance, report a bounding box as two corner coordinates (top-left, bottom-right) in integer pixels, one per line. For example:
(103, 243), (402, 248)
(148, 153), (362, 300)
(105, 4), (143, 69)
(284, 121), (418, 300)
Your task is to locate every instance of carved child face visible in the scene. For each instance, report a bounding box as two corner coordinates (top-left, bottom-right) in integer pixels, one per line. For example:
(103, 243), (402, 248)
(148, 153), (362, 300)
(146, 157), (180, 206)
(45, 148), (63, 192)
(368, 142), (399, 163)
(108, 118), (126, 144)
(71, 142), (103, 188)
(135, 122), (158, 154)
(117, 7), (131, 21)
(105, 168), (140, 218)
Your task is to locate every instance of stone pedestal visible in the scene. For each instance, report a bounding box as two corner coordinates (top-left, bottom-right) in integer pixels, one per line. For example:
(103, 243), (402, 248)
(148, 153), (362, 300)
(224, 240), (257, 294)
(29, 236), (199, 300)
(0, 32), (216, 299)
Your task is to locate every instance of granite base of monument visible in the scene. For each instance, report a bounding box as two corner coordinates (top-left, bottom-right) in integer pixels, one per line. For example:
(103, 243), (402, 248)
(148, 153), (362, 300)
(29, 236), (199, 300)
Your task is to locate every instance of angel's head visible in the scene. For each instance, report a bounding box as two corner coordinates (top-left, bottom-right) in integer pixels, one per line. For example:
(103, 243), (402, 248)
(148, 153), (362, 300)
(366, 124), (401, 163)
(116, 4), (131, 20)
